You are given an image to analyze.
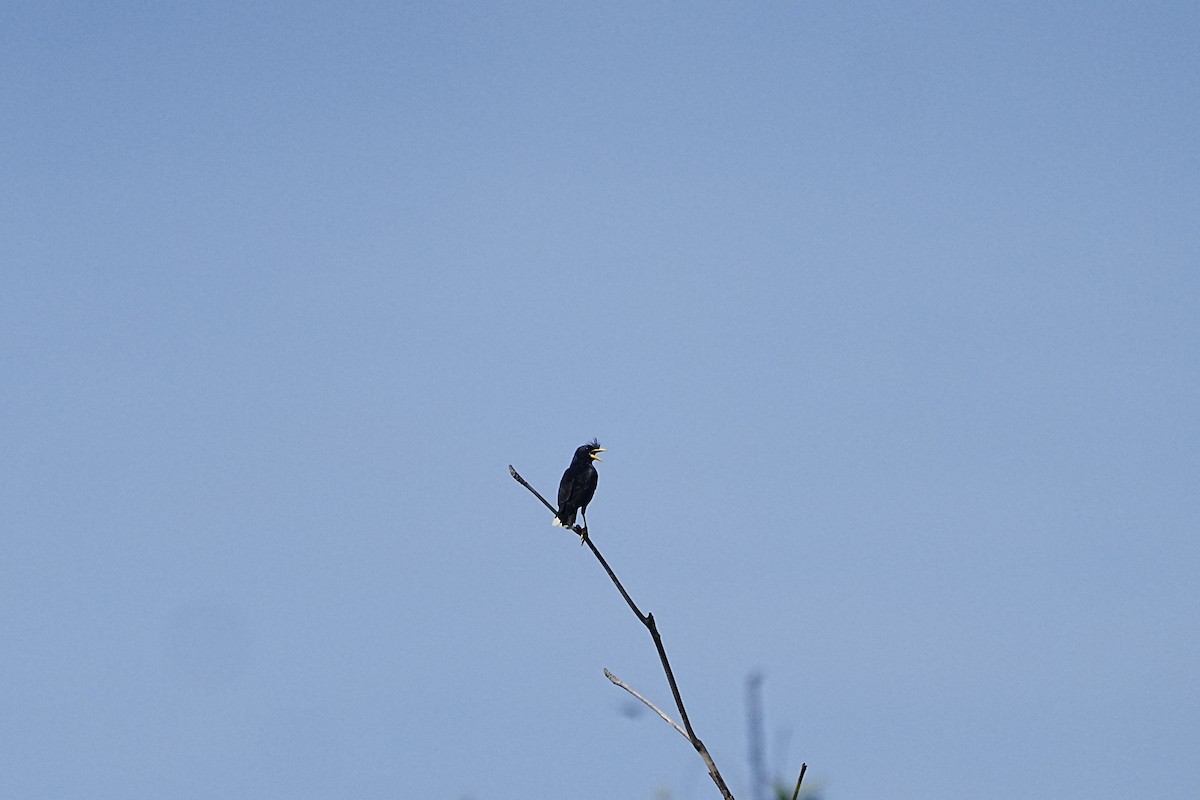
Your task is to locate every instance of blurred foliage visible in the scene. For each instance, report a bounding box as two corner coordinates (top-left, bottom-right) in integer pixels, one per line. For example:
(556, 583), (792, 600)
(773, 780), (822, 800)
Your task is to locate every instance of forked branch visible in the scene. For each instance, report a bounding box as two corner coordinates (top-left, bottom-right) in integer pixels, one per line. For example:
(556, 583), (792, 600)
(604, 668), (688, 740)
(509, 464), (735, 800)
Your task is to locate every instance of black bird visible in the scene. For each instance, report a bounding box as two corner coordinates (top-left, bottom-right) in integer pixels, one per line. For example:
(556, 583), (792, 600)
(554, 439), (605, 534)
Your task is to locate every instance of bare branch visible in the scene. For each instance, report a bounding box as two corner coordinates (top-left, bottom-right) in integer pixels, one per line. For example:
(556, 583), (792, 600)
(510, 464), (736, 800)
(509, 465), (558, 517)
(604, 668), (689, 741)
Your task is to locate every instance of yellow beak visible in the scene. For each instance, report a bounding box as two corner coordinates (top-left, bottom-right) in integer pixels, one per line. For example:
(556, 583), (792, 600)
(590, 448), (606, 462)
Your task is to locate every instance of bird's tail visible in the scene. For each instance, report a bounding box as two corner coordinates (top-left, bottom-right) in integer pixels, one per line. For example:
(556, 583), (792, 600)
(553, 509), (576, 528)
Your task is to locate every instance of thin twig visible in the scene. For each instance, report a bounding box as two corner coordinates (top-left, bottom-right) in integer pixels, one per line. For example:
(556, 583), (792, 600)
(604, 668), (689, 741)
(508, 465), (557, 517)
(509, 464), (735, 800)
(790, 763), (808, 800)
(582, 534), (645, 622)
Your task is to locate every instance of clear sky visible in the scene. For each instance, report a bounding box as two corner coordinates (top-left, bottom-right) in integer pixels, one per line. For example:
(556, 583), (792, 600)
(3, 2), (1198, 799)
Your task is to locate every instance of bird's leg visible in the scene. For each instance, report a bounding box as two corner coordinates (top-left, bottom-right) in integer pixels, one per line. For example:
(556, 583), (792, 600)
(578, 509), (589, 545)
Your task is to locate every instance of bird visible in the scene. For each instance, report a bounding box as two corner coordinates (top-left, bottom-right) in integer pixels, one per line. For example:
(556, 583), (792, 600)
(554, 439), (605, 535)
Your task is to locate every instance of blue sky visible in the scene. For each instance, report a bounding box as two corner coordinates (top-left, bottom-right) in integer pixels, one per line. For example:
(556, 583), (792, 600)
(3, 2), (1198, 798)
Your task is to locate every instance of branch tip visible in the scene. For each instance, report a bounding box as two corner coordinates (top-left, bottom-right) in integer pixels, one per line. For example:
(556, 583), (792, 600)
(790, 763), (808, 800)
